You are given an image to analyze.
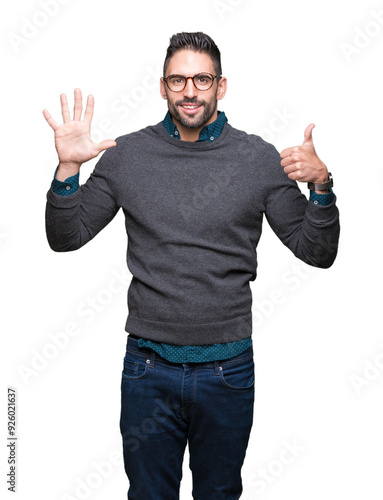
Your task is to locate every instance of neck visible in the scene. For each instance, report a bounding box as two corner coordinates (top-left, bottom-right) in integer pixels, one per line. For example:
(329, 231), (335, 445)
(172, 109), (218, 142)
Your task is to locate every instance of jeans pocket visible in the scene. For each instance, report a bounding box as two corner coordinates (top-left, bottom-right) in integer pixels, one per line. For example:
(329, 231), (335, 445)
(122, 350), (149, 380)
(218, 355), (254, 390)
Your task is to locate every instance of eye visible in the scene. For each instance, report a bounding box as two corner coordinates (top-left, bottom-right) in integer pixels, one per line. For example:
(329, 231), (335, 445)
(196, 74), (212, 84)
(169, 76), (185, 85)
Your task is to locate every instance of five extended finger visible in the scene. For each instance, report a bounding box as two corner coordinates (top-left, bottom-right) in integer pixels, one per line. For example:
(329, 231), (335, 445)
(84, 94), (94, 125)
(96, 139), (117, 153)
(42, 109), (59, 131)
(60, 93), (71, 123)
(73, 88), (83, 121)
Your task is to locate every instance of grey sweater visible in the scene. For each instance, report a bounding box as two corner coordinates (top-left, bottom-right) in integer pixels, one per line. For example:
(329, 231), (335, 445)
(45, 120), (340, 345)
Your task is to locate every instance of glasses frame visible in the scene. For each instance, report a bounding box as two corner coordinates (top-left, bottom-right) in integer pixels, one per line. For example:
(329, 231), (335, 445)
(163, 72), (220, 92)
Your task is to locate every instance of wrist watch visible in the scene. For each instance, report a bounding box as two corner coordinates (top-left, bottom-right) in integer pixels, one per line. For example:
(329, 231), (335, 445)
(308, 172), (333, 191)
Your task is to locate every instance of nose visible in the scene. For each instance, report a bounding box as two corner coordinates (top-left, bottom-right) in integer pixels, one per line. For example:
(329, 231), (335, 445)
(183, 77), (198, 98)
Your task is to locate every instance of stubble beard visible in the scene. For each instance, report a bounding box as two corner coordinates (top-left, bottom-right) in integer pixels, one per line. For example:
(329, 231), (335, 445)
(167, 92), (218, 130)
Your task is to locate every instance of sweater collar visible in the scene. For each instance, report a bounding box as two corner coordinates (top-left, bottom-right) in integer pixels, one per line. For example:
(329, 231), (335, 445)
(162, 110), (228, 142)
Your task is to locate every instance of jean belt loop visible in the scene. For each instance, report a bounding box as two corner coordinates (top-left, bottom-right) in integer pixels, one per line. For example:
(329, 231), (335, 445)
(150, 350), (155, 367)
(214, 360), (221, 374)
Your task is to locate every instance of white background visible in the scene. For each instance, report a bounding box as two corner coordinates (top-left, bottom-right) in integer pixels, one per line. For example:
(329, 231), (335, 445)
(1, 0), (382, 499)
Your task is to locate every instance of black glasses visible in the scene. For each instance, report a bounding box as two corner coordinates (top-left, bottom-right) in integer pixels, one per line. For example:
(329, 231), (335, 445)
(163, 73), (219, 92)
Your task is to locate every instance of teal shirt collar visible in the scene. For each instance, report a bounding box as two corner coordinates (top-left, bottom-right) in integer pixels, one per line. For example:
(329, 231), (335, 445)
(162, 110), (228, 142)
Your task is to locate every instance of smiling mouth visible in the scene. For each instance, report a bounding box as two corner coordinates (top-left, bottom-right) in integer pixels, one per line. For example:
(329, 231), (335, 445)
(179, 103), (202, 114)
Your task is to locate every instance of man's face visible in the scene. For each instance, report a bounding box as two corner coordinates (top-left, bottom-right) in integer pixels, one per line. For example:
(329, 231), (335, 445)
(160, 49), (227, 131)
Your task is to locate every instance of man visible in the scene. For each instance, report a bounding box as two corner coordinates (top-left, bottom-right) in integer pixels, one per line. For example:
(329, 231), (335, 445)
(43, 32), (340, 500)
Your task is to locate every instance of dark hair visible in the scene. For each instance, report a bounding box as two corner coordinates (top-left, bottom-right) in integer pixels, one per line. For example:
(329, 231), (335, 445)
(163, 32), (222, 77)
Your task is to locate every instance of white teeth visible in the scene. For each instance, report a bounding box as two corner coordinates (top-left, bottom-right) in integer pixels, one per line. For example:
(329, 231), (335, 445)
(182, 105), (198, 109)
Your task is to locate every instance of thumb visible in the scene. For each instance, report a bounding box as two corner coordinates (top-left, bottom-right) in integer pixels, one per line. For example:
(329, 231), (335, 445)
(97, 139), (117, 152)
(302, 123), (315, 147)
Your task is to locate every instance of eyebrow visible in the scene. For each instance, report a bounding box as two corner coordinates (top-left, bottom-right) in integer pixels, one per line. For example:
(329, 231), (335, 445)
(167, 72), (212, 77)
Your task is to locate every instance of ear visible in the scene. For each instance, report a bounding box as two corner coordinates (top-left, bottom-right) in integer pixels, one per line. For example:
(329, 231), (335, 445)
(160, 77), (168, 100)
(216, 76), (227, 101)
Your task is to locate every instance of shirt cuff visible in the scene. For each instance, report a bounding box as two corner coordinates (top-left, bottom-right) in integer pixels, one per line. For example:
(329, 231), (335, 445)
(52, 166), (79, 196)
(309, 188), (334, 206)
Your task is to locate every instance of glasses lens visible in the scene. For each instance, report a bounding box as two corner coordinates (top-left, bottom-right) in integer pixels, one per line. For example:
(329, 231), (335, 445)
(167, 76), (186, 91)
(166, 74), (214, 91)
(193, 74), (213, 90)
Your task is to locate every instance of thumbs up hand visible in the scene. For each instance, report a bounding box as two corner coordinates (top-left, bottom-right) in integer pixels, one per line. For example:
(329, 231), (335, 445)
(280, 124), (329, 188)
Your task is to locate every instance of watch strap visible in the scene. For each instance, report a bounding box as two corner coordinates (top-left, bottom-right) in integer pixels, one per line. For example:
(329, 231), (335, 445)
(308, 172), (333, 191)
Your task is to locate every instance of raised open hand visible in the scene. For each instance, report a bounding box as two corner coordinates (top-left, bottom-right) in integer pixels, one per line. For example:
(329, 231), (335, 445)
(43, 88), (116, 179)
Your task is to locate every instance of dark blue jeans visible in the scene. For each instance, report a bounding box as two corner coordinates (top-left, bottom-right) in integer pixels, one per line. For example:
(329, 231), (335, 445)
(119, 335), (255, 499)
